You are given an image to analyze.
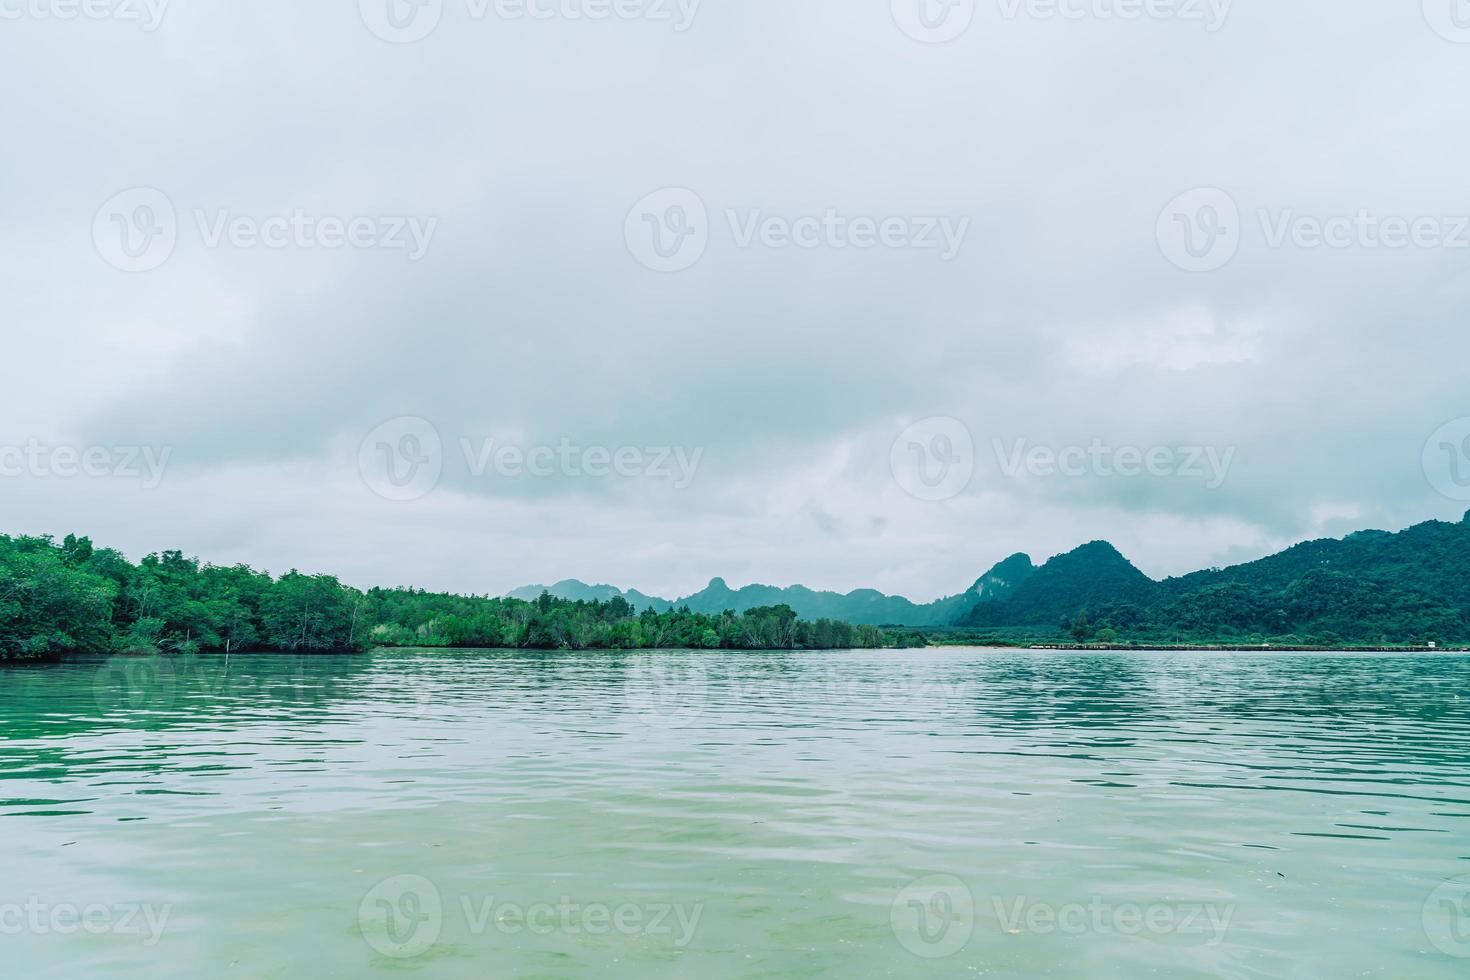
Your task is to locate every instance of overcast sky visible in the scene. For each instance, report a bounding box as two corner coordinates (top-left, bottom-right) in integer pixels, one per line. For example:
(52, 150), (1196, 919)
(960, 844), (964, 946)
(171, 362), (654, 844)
(3, 1), (1469, 601)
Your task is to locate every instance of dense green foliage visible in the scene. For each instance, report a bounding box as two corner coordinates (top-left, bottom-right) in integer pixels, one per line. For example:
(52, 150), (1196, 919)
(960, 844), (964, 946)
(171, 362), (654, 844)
(957, 513), (1470, 646)
(0, 534), (922, 659)
(367, 590), (915, 651)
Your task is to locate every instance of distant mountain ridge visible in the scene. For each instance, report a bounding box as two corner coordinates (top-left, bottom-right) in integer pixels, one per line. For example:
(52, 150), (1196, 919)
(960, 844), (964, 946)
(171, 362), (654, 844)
(508, 575), (983, 626)
(506, 580), (673, 612)
(509, 547), (1103, 627)
(512, 510), (1470, 643)
(959, 511), (1470, 644)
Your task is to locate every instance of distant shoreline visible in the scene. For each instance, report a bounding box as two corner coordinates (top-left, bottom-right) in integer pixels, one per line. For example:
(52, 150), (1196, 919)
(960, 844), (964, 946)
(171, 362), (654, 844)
(26, 643), (1468, 663)
(1021, 643), (1463, 653)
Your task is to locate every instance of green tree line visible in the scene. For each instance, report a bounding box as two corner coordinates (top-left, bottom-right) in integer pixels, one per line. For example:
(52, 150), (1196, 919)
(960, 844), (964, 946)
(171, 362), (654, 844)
(0, 533), (924, 659)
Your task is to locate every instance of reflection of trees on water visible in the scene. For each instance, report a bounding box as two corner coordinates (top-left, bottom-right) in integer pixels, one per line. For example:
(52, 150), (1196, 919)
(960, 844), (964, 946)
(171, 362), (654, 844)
(0, 654), (379, 795)
(1, 652), (376, 740)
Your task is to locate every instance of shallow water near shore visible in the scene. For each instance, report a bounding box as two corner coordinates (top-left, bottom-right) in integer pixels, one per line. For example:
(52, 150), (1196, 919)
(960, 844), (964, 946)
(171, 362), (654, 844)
(3, 648), (1469, 977)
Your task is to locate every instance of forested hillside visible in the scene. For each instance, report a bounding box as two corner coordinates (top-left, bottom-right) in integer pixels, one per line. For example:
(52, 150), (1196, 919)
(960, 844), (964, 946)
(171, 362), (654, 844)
(956, 513), (1470, 645)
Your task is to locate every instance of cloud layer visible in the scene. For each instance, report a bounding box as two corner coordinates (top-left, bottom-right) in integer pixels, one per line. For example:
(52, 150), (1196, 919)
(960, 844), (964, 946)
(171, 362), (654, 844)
(3, 1), (1468, 600)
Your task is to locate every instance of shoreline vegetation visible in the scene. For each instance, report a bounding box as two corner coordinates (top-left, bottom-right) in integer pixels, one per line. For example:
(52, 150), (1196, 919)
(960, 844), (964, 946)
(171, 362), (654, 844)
(7, 517), (1470, 662)
(0, 533), (927, 661)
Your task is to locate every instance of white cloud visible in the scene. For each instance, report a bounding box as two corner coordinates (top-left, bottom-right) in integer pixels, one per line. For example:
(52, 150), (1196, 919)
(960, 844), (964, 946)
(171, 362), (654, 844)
(1062, 307), (1265, 373)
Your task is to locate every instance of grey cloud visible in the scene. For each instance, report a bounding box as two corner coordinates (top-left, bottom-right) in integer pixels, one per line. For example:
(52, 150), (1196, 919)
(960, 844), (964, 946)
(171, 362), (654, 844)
(3, 1), (1468, 597)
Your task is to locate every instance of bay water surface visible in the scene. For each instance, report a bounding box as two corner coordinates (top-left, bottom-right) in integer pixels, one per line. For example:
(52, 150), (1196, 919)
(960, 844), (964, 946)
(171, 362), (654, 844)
(3, 648), (1469, 977)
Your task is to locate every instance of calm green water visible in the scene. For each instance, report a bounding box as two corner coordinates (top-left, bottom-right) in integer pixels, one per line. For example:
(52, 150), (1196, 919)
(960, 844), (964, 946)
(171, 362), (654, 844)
(3, 649), (1469, 978)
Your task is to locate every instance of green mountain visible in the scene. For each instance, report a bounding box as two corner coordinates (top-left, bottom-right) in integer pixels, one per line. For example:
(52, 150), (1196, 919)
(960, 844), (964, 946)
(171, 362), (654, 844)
(957, 511), (1470, 645)
(507, 580), (674, 612)
(675, 577), (966, 625)
(961, 541), (1151, 629)
(969, 552), (1037, 603)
